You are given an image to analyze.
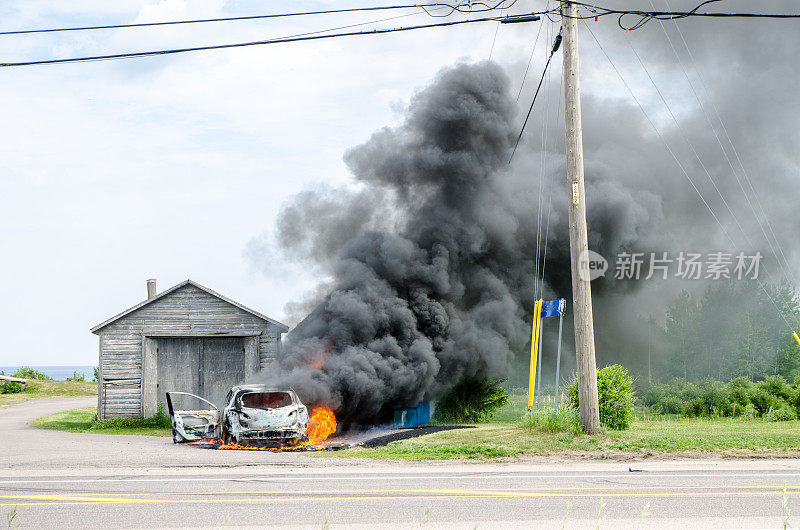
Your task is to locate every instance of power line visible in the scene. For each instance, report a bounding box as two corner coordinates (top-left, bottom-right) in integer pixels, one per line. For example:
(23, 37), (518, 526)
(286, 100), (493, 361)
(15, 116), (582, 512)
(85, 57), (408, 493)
(538, 63), (563, 300)
(0, 14), (540, 68)
(560, 1), (800, 31)
(514, 11), (546, 102)
(508, 29), (562, 164)
(538, 7), (564, 301)
(534, 16), (559, 303)
(0, 2), (519, 36)
(421, 0), (520, 18)
(532, 19), (553, 302)
(487, 21), (501, 60)
(1, 0), (795, 70)
(4, 0), (795, 40)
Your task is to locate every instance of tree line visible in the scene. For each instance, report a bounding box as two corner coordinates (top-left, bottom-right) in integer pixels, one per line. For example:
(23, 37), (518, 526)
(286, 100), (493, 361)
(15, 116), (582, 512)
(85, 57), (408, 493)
(651, 280), (800, 383)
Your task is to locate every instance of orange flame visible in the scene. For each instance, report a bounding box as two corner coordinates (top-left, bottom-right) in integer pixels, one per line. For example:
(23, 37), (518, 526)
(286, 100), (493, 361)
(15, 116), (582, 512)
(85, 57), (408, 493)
(305, 406), (337, 445)
(190, 439), (324, 451)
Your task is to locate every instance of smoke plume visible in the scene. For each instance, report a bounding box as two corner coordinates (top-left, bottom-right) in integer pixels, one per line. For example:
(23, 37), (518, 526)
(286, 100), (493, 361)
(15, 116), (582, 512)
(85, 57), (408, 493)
(258, 61), (656, 420)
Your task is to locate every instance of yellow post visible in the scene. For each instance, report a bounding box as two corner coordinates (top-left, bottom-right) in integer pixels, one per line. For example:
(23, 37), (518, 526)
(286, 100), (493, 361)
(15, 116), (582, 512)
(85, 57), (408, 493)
(528, 299), (543, 409)
(793, 331), (800, 347)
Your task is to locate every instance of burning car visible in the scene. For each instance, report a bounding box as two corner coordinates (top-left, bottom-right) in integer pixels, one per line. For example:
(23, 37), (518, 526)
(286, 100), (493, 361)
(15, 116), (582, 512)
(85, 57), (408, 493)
(166, 386), (310, 446)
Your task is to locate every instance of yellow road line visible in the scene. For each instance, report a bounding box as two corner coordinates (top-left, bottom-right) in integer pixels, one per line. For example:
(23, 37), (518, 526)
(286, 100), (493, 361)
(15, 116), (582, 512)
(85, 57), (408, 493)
(6, 484), (800, 497)
(1, 489), (799, 506)
(32, 485), (800, 498)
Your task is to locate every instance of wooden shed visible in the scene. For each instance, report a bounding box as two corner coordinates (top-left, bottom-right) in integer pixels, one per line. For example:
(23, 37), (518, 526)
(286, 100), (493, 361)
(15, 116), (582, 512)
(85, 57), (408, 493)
(91, 279), (289, 419)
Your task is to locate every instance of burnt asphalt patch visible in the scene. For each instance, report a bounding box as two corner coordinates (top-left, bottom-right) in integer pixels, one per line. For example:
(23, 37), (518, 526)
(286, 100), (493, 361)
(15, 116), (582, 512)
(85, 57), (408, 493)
(361, 425), (474, 448)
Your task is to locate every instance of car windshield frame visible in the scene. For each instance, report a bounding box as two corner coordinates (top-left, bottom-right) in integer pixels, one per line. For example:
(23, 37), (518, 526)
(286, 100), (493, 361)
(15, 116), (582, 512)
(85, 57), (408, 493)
(237, 391), (295, 410)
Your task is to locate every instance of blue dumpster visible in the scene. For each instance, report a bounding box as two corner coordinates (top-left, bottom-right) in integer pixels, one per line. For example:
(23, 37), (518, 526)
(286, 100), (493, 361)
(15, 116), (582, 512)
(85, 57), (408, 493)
(394, 401), (435, 428)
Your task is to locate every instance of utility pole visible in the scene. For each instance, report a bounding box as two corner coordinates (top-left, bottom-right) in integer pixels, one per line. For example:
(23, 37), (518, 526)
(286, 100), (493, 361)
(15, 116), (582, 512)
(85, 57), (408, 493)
(561, 1), (600, 434)
(648, 324), (652, 384)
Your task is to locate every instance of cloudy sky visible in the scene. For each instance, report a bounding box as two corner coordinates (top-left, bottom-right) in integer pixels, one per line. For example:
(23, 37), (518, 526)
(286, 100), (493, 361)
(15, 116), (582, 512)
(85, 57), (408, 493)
(1, 0), (797, 367)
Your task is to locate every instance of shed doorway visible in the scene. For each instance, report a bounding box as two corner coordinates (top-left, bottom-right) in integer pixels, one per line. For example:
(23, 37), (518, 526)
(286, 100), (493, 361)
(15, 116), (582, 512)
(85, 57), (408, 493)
(155, 337), (245, 410)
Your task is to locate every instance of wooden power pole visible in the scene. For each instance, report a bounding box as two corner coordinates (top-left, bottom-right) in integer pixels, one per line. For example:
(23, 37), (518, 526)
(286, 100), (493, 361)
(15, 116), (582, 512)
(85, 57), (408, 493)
(561, 1), (600, 434)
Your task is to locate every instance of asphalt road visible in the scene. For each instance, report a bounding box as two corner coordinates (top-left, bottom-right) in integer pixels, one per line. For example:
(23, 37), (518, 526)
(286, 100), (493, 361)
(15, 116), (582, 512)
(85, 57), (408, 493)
(3, 398), (800, 528)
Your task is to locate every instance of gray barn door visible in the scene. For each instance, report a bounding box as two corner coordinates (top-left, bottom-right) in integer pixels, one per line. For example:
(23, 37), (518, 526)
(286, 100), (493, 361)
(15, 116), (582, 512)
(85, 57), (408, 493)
(201, 337), (246, 409)
(156, 337), (246, 410)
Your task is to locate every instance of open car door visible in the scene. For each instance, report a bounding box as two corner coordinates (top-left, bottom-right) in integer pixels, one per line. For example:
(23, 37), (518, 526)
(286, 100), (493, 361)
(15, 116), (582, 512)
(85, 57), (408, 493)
(165, 391), (221, 443)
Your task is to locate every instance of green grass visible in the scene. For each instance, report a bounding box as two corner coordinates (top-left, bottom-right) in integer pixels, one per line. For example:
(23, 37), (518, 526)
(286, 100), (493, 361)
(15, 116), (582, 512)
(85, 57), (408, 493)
(324, 390), (800, 461)
(602, 415), (800, 453)
(345, 442), (520, 461)
(31, 406), (171, 437)
(486, 388), (531, 422)
(329, 415), (800, 461)
(0, 380), (96, 407)
(522, 406), (583, 435)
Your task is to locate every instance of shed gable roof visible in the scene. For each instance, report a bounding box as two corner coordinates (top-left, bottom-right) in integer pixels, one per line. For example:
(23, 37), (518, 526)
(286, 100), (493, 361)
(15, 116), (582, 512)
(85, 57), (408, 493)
(90, 279), (289, 334)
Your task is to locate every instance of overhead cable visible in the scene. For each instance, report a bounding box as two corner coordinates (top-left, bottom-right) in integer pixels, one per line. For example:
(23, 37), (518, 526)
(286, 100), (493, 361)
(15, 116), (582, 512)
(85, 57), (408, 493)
(508, 29), (562, 164)
(0, 14), (541, 68)
(0, 1), (519, 36)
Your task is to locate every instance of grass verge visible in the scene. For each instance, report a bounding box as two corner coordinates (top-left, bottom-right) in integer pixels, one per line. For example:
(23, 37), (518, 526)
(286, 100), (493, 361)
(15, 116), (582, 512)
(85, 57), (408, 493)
(341, 440), (521, 461)
(325, 414), (800, 461)
(31, 406), (171, 437)
(0, 380), (96, 407)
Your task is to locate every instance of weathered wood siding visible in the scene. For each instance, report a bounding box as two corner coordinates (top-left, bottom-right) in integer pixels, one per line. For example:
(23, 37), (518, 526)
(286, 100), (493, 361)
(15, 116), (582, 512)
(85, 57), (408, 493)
(97, 284), (283, 418)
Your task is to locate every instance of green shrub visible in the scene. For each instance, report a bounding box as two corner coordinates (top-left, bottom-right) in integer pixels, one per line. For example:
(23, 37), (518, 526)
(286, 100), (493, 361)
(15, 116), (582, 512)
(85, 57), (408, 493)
(728, 377), (752, 407)
(522, 407), (582, 435)
(749, 387), (779, 416)
(697, 379), (733, 416)
(641, 383), (666, 409)
(769, 403), (798, 421)
(93, 367), (99, 383)
(11, 367), (51, 380)
(0, 381), (23, 394)
(789, 384), (800, 412)
(683, 398), (707, 417)
(674, 380), (700, 403)
(658, 395), (683, 414)
(566, 364), (635, 430)
(433, 379), (509, 423)
(65, 371), (85, 382)
(759, 376), (792, 401)
(746, 385), (796, 421)
(741, 403), (757, 418)
(644, 378), (737, 418)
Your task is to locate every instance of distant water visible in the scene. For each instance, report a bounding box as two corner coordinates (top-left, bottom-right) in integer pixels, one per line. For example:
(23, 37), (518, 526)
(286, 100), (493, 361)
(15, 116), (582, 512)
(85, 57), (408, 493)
(0, 366), (96, 381)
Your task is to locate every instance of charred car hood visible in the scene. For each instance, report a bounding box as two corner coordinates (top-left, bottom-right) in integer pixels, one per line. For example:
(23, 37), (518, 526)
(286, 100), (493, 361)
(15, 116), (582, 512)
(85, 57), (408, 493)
(229, 404), (304, 429)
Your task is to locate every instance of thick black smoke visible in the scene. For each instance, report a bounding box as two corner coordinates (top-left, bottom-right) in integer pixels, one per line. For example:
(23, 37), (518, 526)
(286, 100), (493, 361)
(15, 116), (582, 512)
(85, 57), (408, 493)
(261, 63), (527, 419)
(253, 2), (800, 418)
(256, 62), (658, 420)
